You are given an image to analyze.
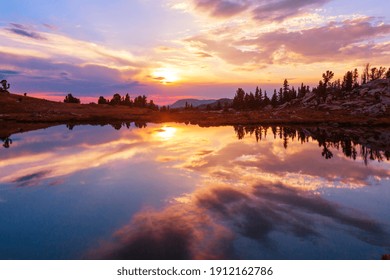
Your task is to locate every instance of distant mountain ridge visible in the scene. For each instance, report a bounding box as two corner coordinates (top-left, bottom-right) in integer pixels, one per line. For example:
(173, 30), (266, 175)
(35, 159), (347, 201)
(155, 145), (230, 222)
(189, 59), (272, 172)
(196, 98), (233, 110)
(169, 99), (217, 108)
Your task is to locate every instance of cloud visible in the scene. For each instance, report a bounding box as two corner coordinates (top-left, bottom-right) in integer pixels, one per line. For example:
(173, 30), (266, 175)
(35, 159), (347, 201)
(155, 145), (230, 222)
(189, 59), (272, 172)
(0, 69), (20, 76)
(188, 0), (331, 22)
(42, 23), (57, 31)
(0, 22), (151, 96)
(7, 28), (46, 40)
(193, 0), (249, 18)
(246, 18), (390, 62)
(152, 76), (165, 81)
(185, 18), (390, 66)
(195, 51), (213, 58)
(0, 51), (143, 95)
(7, 23), (46, 40)
(12, 170), (51, 187)
(196, 149), (214, 156)
(251, 0), (331, 23)
(1, 23), (142, 68)
(185, 35), (266, 65)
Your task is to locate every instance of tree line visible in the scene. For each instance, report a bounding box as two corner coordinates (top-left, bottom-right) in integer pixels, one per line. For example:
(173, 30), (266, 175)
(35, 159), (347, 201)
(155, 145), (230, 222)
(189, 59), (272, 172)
(313, 64), (390, 102)
(232, 63), (390, 110)
(232, 80), (310, 110)
(97, 93), (158, 110)
(62, 63), (389, 111)
(64, 92), (158, 110)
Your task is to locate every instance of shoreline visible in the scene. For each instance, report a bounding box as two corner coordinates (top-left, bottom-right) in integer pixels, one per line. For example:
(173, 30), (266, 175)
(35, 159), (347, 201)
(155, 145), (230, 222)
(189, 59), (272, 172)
(2, 117), (390, 141)
(1, 92), (390, 138)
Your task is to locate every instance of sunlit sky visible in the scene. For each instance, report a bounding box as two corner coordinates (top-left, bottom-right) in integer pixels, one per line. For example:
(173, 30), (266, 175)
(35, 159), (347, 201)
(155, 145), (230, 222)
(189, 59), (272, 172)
(1, 0), (389, 104)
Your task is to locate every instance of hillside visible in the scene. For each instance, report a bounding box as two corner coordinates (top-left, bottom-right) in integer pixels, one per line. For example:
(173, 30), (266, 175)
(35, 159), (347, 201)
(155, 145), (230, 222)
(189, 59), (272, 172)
(0, 93), (158, 123)
(196, 98), (233, 110)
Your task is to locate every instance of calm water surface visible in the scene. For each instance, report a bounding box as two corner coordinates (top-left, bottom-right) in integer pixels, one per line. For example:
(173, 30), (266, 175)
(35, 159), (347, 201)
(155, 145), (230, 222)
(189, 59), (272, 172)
(0, 123), (389, 259)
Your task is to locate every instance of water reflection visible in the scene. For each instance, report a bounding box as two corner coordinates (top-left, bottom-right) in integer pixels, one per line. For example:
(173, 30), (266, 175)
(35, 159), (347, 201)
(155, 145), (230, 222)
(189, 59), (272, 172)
(94, 182), (389, 259)
(3, 123), (390, 167)
(0, 123), (389, 259)
(234, 125), (390, 165)
(1, 137), (13, 148)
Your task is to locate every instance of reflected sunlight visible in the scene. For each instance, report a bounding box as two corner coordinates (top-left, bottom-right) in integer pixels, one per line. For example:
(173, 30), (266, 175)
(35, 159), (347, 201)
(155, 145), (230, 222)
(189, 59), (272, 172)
(155, 126), (177, 141)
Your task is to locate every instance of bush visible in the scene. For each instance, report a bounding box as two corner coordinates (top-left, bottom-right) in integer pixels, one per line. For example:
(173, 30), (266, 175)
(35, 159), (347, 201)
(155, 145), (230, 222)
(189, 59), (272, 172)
(64, 93), (80, 104)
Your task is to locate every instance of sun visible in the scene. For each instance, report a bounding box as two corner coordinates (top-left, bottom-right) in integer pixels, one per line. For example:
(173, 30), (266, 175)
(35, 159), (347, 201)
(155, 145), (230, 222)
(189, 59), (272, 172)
(152, 68), (180, 84)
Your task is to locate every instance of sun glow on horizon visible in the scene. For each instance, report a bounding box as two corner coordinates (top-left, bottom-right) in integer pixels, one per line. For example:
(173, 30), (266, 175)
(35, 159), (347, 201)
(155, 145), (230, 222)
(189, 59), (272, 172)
(152, 68), (180, 84)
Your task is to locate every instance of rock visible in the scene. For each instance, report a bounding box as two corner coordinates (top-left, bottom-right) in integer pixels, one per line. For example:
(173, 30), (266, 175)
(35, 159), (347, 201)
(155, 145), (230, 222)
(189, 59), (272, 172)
(301, 92), (316, 103)
(368, 89), (383, 96)
(364, 103), (386, 115)
(382, 254), (390, 260)
(380, 96), (390, 105)
(278, 103), (288, 110)
(325, 95), (333, 103)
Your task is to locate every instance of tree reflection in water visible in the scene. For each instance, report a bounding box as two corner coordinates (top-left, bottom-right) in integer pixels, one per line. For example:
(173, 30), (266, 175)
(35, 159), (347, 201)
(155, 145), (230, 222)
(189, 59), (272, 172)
(4, 122), (389, 166)
(3, 122), (390, 166)
(1, 137), (13, 148)
(234, 125), (390, 165)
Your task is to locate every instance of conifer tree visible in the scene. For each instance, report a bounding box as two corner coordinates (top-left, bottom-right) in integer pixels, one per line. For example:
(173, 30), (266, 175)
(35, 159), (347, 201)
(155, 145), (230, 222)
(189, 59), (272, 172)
(353, 68), (359, 88)
(271, 91), (278, 107)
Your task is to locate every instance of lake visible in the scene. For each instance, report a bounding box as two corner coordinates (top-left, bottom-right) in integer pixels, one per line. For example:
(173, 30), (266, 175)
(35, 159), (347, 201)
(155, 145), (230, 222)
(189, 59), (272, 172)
(0, 123), (389, 260)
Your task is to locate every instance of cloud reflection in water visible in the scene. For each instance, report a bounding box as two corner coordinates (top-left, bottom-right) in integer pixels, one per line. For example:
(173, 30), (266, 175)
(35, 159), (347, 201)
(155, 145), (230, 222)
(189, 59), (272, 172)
(94, 181), (389, 259)
(90, 124), (390, 259)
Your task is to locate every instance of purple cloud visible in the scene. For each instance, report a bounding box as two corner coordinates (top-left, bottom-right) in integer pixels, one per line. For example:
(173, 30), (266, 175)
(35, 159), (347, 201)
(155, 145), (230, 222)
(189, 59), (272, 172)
(191, 0), (332, 21)
(252, 0), (331, 22)
(13, 170), (51, 187)
(0, 51), (144, 96)
(194, 0), (249, 17)
(186, 18), (390, 66)
(7, 23), (46, 40)
(248, 18), (390, 62)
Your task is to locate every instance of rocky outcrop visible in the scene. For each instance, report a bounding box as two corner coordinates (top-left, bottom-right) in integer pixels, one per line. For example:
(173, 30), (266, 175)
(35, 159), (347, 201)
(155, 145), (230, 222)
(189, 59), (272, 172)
(287, 78), (390, 116)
